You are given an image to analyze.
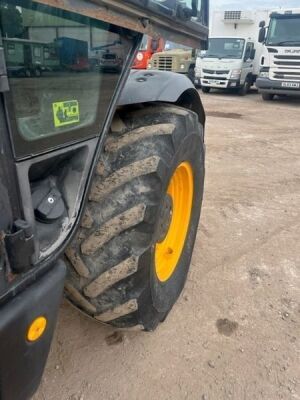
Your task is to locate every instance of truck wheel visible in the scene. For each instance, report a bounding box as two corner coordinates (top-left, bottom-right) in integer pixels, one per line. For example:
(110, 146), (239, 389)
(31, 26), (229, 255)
(188, 66), (195, 84)
(202, 87), (210, 93)
(238, 78), (251, 96)
(34, 68), (42, 77)
(65, 104), (205, 331)
(262, 93), (274, 101)
(194, 79), (201, 89)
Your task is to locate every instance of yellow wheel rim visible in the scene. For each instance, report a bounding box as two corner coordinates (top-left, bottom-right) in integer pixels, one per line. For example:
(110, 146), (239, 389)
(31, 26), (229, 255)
(155, 162), (194, 282)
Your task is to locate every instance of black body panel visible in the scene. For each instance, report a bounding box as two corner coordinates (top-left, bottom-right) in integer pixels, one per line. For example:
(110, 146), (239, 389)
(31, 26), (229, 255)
(119, 69), (196, 104)
(119, 69), (206, 125)
(0, 260), (66, 400)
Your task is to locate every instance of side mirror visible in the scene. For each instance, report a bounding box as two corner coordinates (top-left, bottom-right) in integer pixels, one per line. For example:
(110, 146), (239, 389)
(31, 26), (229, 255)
(191, 0), (199, 17)
(151, 39), (159, 52)
(259, 20), (266, 28)
(250, 48), (256, 60)
(258, 27), (266, 43)
(177, 0), (199, 20)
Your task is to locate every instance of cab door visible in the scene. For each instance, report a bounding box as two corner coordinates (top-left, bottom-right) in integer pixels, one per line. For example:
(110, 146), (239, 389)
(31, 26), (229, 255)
(241, 41), (254, 84)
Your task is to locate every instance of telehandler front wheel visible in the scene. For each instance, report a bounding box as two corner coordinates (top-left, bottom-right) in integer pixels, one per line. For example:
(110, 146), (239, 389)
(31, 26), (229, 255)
(65, 104), (205, 331)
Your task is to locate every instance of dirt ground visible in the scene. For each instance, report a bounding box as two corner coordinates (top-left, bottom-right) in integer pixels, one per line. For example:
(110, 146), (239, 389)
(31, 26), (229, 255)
(34, 90), (300, 400)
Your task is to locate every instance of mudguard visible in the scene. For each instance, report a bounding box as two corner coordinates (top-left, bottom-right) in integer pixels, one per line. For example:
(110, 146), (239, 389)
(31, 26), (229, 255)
(119, 70), (206, 126)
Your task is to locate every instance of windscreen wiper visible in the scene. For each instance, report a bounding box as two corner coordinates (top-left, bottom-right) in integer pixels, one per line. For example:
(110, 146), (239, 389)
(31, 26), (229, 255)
(269, 40), (300, 46)
(205, 54), (220, 58)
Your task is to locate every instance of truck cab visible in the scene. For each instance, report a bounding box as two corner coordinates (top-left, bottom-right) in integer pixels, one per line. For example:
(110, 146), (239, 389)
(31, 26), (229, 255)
(132, 35), (165, 69)
(148, 40), (197, 81)
(256, 9), (300, 100)
(198, 10), (270, 95)
(199, 36), (257, 94)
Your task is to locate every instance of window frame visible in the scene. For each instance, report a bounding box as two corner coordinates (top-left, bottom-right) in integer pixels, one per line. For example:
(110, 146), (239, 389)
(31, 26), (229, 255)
(2, 0), (136, 159)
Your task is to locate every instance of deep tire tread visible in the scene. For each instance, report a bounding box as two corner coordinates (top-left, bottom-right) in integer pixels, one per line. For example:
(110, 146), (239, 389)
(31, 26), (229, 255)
(65, 103), (203, 330)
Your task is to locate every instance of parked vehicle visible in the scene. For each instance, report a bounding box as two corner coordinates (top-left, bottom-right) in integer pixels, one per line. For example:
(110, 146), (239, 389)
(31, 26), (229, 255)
(148, 40), (197, 82)
(55, 36), (90, 71)
(4, 36), (93, 76)
(256, 9), (300, 100)
(0, 0), (209, 399)
(3, 38), (59, 76)
(199, 10), (270, 95)
(132, 35), (165, 69)
(91, 40), (123, 72)
(99, 51), (123, 72)
(195, 50), (206, 87)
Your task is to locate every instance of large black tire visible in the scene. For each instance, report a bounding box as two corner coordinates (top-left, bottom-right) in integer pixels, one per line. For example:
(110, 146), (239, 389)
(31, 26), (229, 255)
(188, 66), (195, 84)
(238, 78), (251, 96)
(262, 93), (275, 101)
(34, 68), (42, 77)
(202, 87), (210, 93)
(65, 104), (205, 331)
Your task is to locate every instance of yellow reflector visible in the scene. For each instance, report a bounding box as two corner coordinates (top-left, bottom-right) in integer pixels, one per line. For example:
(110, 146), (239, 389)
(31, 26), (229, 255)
(27, 316), (47, 342)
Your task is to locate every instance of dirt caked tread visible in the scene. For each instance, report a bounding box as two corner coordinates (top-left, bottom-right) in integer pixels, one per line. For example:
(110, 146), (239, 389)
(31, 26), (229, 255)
(65, 103), (204, 330)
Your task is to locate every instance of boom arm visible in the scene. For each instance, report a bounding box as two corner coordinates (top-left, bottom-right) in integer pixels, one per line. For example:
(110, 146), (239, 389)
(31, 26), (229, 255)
(34, 0), (209, 49)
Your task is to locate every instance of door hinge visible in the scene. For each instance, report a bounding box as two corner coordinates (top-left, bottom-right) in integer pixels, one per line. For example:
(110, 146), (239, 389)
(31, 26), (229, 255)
(0, 44), (9, 92)
(5, 220), (35, 273)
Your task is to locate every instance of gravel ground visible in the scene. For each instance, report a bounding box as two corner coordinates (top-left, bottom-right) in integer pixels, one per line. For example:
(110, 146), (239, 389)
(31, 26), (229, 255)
(34, 90), (300, 400)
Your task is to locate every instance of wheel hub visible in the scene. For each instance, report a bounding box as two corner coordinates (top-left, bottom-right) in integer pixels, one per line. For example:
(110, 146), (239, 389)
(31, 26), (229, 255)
(157, 194), (173, 243)
(155, 162), (194, 282)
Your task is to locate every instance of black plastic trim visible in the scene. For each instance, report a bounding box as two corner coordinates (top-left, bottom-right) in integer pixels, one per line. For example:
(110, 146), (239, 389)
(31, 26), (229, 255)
(0, 260), (66, 400)
(119, 69), (206, 126)
(119, 69), (198, 105)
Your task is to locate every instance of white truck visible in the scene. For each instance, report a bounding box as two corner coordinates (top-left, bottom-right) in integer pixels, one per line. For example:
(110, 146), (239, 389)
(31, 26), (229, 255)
(256, 9), (300, 100)
(196, 10), (270, 95)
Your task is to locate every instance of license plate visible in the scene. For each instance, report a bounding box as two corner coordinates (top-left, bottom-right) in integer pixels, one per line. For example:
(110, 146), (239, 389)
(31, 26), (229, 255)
(209, 80), (220, 85)
(281, 82), (300, 89)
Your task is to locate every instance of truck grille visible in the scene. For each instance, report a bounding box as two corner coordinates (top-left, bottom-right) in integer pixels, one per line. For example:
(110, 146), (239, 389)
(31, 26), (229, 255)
(274, 61), (300, 66)
(203, 69), (229, 75)
(203, 76), (227, 80)
(272, 55), (300, 81)
(274, 55), (300, 60)
(273, 71), (300, 81)
(157, 56), (173, 71)
(274, 55), (300, 67)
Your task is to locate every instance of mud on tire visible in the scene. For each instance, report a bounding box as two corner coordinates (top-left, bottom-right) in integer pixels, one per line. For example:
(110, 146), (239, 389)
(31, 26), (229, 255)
(65, 103), (205, 331)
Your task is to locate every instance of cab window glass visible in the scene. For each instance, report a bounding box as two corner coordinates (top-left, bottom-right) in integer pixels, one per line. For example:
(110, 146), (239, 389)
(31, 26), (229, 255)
(0, 1), (134, 157)
(33, 45), (41, 57)
(7, 43), (15, 54)
(151, 0), (207, 24)
(244, 42), (253, 60)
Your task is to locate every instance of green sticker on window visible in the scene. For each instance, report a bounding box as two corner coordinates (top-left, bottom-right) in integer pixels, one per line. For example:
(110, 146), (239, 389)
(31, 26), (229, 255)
(53, 100), (80, 128)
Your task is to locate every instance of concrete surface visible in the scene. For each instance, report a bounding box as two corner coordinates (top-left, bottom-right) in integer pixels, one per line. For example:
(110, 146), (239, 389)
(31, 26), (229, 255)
(34, 91), (300, 400)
